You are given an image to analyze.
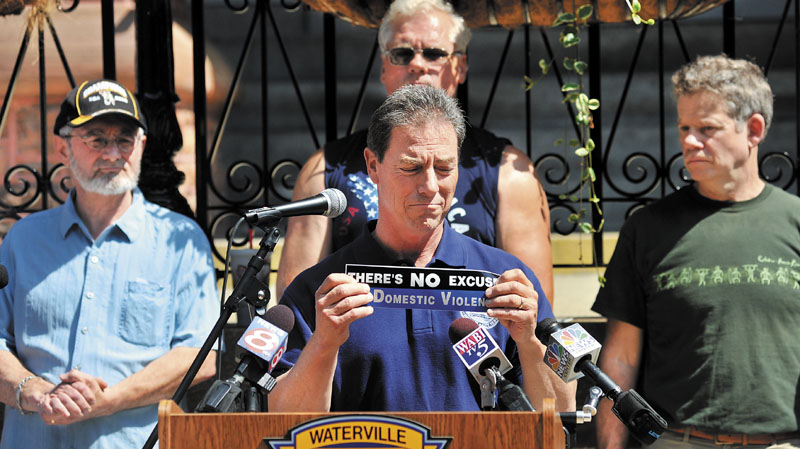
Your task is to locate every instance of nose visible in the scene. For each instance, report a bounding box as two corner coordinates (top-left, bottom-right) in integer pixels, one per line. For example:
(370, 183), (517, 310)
(102, 141), (124, 158)
(407, 52), (429, 73)
(417, 166), (439, 195)
(682, 131), (703, 151)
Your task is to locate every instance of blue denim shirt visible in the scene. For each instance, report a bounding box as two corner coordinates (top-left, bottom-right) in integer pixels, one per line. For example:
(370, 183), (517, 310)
(0, 188), (219, 449)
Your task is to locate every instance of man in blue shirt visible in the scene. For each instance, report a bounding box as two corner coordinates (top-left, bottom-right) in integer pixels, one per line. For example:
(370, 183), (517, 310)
(0, 79), (219, 448)
(276, 0), (554, 306)
(269, 85), (573, 413)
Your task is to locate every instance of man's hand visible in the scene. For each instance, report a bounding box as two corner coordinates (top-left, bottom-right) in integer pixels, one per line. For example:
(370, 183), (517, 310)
(40, 370), (109, 426)
(269, 273), (373, 413)
(485, 269), (539, 348)
(312, 273), (374, 350)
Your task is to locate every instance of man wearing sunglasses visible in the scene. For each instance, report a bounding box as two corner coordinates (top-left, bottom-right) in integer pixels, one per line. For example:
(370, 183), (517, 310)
(0, 79), (219, 449)
(277, 0), (554, 310)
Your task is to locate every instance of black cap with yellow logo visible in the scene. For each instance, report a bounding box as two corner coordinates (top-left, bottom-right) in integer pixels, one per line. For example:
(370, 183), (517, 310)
(53, 79), (147, 134)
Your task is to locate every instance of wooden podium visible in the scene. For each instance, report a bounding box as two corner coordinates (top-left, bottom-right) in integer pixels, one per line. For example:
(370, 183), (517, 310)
(158, 399), (565, 449)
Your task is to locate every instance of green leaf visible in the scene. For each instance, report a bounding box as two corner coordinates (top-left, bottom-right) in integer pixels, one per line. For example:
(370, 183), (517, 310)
(575, 147), (589, 157)
(568, 139), (580, 147)
(561, 82), (580, 92)
(632, 14), (642, 25)
(562, 33), (581, 48)
(586, 138), (595, 151)
(569, 195), (579, 202)
(563, 57), (575, 71)
(644, 18), (655, 25)
(558, 194), (567, 200)
(553, 12), (575, 26)
(575, 95), (588, 113)
(567, 213), (580, 223)
(632, 0), (642, 14)
(523, 75), (534, 91)
(579, 222), (595, 234)
(583, 167), (596, 182)
(577, 4), (593, 21)
(574, 61), (588, 75)
(587, 98), (600, 110)
(598, 274), (606, 287)
(562, 92), (580, 103)
(554, 138), (564, 146)
(589, 195), (600, 203)
(539, 58), (550, 74)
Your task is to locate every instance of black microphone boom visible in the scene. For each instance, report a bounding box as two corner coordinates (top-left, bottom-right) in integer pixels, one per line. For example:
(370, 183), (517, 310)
(536, 318), (667, 445)
(245, 188), (347, 226)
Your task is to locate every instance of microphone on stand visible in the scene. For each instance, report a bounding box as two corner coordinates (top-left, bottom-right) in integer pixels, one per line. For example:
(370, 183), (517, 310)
(448, 318), (534, 411)
(195, 304), (295, 413)
(244, 188), (347, 227)
(535, 318), (667, 445)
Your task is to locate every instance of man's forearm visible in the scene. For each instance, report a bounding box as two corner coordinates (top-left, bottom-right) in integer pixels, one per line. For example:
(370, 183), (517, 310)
(101, 347), (216, 415)
(518, 341), (576, 411)
(0, 350), (32, 406)
(269, 336), (340, 412)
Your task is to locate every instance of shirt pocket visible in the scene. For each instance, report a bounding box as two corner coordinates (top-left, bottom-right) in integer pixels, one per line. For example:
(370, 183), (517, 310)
(119, 279), (171, 347)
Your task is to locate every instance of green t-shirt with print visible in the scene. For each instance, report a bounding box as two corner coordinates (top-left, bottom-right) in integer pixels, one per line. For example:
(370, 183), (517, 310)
(593, 184), (800, 433)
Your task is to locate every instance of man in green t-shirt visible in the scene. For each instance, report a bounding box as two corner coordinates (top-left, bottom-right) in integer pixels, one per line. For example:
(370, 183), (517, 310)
(593, 54), (800, 449)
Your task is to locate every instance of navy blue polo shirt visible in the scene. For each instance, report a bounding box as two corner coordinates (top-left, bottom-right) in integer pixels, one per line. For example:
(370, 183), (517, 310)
(278, 220), (553, 411)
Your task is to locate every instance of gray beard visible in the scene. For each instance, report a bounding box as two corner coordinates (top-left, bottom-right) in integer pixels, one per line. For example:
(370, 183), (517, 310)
(68, 150), (140, 195)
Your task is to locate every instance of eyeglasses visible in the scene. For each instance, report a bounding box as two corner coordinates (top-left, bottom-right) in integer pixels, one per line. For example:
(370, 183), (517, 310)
(64, 133), (138, 153)
(384, 47), (460, 66)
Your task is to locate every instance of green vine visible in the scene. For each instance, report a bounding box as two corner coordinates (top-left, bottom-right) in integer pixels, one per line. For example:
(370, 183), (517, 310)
(525, 2), (653, 286)
(626, 0), (656, 25)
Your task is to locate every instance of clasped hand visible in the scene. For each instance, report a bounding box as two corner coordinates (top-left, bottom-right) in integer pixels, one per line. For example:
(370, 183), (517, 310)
(33, 370), (109, 426)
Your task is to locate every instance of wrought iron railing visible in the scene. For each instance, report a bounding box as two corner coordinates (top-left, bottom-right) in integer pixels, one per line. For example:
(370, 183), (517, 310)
(1, 0), (797, 270)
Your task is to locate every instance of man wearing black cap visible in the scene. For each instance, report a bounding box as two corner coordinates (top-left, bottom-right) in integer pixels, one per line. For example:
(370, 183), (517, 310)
(0, 79), (219, 449)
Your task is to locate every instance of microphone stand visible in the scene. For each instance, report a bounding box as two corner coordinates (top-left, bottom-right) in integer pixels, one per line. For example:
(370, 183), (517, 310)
(141, 225), (281, 449)
(478, 368), (498, 410)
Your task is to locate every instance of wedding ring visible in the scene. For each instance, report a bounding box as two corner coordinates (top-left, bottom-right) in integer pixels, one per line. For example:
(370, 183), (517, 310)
(517, 297), (524, 310)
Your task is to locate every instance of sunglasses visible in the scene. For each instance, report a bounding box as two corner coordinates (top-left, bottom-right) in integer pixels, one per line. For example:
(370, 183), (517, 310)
(384, 47), (461, 66)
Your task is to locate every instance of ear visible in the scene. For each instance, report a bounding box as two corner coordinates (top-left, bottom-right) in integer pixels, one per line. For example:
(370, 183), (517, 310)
(53, 135), (70, 165)
(455, 54), (468, 85)
(746, 113), (766, 149)
(364, 147), (380, 184)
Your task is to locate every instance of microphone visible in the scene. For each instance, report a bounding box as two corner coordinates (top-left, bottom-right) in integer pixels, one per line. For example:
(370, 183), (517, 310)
(449, 318), (534, 411)
(244, 188), (347, 226)
(0, 264), (7, 289)
(195, 304), (295, 413)
(536, 318), (602, 384)
(535, 318), (667, 445)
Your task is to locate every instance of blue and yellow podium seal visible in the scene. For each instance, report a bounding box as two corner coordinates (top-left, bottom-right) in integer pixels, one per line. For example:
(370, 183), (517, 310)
(265, 415), (451, 449)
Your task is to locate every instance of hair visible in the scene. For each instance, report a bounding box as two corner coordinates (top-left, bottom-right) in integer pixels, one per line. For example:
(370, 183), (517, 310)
(672, 54), (774, 134)
(367, 84), (465, 161)
(378, 0), (471, 53)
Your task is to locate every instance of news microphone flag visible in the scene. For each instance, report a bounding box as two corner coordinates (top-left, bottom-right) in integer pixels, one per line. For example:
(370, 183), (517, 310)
(452, 325), (512, 383)
(542, 322), (601, 383)
(237, 316), (289, 373)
